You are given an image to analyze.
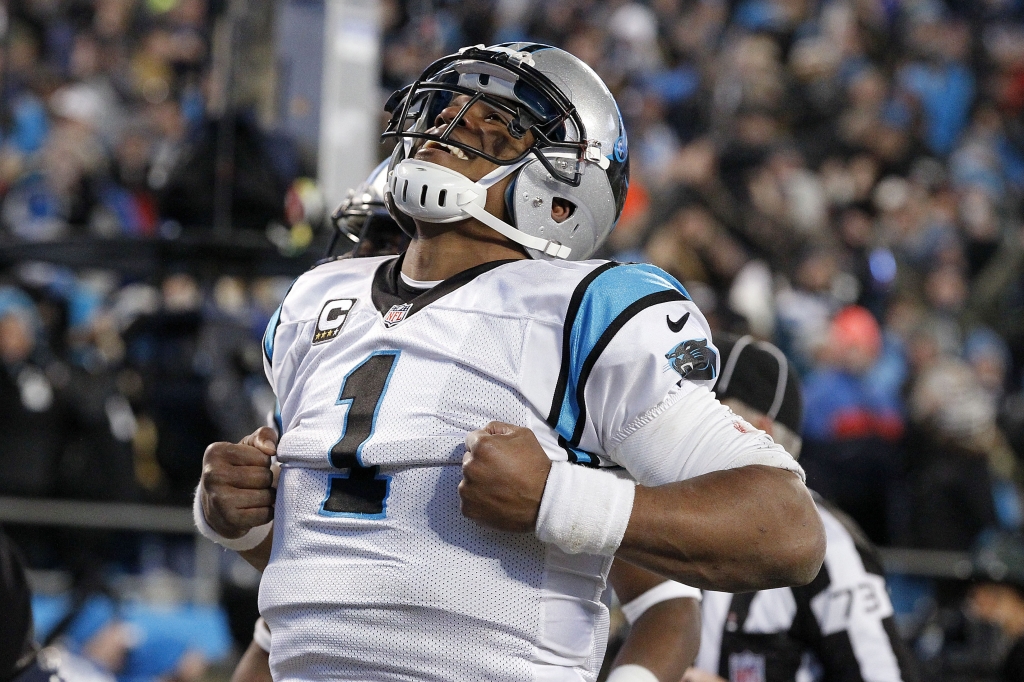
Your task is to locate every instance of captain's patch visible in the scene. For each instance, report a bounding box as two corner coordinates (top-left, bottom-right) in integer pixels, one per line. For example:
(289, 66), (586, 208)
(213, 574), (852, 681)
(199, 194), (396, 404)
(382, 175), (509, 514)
(313, 299), (356, 344)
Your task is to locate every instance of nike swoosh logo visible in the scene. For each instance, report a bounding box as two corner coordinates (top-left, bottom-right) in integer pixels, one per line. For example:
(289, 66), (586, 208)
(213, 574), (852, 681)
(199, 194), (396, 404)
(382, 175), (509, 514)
(666, 312), (690, 333)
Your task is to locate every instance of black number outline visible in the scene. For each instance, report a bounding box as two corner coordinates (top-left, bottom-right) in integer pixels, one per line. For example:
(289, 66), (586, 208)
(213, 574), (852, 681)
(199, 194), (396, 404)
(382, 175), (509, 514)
(318, 350), (400, 519)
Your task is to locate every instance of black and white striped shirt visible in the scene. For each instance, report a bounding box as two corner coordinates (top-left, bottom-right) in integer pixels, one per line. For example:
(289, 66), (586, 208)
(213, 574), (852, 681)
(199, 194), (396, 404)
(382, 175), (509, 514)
(694, 495), (919, 682)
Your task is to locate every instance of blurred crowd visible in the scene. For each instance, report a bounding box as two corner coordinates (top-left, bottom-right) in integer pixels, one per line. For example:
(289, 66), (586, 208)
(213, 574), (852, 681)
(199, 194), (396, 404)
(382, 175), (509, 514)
(0, 0), (318, 518)
(0, 0), (308, 241)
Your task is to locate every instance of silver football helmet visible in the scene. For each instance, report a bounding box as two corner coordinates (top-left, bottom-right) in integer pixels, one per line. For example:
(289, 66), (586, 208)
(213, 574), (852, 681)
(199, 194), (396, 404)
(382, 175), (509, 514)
(381, 43), (629, 260)
(328, 160), (409, 258)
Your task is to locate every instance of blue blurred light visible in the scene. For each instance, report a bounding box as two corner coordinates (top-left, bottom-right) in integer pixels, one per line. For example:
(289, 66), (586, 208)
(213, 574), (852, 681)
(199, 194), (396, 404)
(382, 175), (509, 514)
(869, 248), (897, 284)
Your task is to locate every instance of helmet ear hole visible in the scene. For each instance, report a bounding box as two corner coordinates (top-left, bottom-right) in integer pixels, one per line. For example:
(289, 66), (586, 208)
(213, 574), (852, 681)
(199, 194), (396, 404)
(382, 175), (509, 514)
(552, 197), (576, 224)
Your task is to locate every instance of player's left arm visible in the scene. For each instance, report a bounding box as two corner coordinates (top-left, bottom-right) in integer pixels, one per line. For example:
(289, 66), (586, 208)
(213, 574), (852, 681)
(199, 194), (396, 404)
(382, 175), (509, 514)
(461, 424), (823, 591)
(606, 561), (701, 682)
(459, 265), (825, 592)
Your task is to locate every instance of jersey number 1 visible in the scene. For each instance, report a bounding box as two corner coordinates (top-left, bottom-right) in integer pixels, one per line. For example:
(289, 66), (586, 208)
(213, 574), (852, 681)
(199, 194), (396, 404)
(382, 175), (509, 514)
(321, 351), (398, 518)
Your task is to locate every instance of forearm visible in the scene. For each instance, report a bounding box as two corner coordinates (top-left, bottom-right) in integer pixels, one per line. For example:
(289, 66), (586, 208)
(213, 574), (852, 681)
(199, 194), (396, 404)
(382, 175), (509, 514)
(238, 529), (273, 572)
(612, 598), (700, 681)
(230, 639), (272, 682)
(617, 465), (825, 592)
(608, 560), (701, 681)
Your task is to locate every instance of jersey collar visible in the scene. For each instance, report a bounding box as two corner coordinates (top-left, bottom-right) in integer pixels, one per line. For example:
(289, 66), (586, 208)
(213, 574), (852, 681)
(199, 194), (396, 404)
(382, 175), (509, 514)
(370, 253), (519, 321)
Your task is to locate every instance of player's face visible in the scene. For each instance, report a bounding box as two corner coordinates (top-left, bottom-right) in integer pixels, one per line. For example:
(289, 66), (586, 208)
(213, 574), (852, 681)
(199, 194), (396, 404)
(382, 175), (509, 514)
(413, 94), (534, 183)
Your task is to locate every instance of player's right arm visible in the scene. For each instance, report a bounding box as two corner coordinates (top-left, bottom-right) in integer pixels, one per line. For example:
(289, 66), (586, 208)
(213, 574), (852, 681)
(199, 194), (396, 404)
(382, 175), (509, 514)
(196, 426), (277, 571)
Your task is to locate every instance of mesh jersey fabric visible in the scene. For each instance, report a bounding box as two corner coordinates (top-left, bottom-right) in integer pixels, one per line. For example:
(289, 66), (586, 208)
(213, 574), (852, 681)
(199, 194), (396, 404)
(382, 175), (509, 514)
(260, 255), (716, 682)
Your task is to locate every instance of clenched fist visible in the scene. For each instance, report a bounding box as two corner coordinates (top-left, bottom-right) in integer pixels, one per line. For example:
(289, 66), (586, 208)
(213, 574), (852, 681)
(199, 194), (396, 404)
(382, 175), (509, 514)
(200, 426), (278, 539)
(459, 422), (552, 533)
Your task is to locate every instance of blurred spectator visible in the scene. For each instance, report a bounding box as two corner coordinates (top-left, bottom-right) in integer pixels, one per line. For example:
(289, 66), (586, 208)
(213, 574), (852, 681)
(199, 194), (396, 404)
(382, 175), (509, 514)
(800, 305), (904, 543)
(122, 273), (220, 504)
(961, 532), (1024, 680)
(0, 286), (65, 498)
(775, 246), (851, 373)
(905, 358), (1010, 551)
(157, 114), (292, 231)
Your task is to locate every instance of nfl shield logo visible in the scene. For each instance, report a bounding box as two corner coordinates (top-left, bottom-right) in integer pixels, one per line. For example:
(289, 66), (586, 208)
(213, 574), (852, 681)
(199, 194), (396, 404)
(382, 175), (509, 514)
(728, 651), (766, 682)
(383, 303), (413, 328)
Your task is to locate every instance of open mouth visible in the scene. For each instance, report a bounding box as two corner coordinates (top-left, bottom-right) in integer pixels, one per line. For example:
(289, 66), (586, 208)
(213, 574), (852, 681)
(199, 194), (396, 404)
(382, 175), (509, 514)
(421, 140), (472, 161)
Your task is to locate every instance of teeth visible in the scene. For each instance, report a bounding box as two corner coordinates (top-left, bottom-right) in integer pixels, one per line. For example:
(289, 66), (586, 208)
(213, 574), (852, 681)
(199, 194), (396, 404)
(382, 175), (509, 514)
(441, 143), (469, 160)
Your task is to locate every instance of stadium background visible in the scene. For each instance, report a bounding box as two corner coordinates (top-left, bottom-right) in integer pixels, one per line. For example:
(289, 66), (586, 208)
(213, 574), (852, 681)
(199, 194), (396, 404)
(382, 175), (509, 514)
(2, 0), (1024, 679)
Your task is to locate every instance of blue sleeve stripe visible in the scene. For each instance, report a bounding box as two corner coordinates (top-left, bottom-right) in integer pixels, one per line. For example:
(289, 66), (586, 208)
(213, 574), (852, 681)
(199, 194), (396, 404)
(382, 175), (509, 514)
(263, 304), (283, 364)
(555, 433), (600, 467)
(547, 263), (690, 448)
(262, 275), (302, 366)
(546, 262), (618, 426)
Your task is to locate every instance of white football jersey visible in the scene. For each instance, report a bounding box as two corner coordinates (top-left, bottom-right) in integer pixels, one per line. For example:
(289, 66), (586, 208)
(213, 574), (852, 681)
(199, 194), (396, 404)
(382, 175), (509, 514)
(260, 254), (719, 682)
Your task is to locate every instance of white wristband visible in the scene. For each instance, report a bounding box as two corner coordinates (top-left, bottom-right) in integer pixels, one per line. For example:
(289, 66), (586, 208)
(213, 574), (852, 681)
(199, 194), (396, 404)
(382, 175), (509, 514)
(253, 617), (272, 652)
(193, 486), (273, 552)
(535, 461), (636, 555)
(621, 581), (702, 625)
(606, 664), (659, 682)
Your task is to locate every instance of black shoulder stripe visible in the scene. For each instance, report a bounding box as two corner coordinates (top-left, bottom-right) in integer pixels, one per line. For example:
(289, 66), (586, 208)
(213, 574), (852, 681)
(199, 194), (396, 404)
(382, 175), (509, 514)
(568, 289), (687, 446)
(545, 262), (619, 427)
(815, 495), (886, 576)
(718, 591), (760, 678)
(818, 630), (868, 682)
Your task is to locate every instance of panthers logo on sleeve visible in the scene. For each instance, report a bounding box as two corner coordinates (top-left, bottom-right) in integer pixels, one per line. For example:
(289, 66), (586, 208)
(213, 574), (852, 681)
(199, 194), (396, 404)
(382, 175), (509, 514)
(666, 338), (717, 381)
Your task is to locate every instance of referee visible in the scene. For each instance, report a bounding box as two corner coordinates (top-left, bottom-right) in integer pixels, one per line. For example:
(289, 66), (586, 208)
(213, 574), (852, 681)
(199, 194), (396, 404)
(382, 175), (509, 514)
(682, 335), (919, 682)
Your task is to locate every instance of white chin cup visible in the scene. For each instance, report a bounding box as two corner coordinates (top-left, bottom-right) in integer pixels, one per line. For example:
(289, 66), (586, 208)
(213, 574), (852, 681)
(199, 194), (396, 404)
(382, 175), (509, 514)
(390, 159), (479, 223)
(390, 159), (572, 259)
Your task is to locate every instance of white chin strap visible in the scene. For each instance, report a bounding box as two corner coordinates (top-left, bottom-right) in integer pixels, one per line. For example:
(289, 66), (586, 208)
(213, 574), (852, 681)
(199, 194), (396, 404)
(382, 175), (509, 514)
(390, 159), (572, 259)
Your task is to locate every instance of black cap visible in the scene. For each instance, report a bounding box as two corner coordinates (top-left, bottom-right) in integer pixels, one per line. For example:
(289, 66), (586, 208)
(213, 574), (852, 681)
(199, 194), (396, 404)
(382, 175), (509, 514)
(712, 334), (803, 434)
(0, 528), (33, 682)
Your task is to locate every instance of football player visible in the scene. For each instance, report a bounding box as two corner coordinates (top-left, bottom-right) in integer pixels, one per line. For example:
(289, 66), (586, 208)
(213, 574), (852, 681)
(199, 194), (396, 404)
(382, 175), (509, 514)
(197, 43), (825, 681)
(324, 161), (411, 261)
(235, 165), (699, 682)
